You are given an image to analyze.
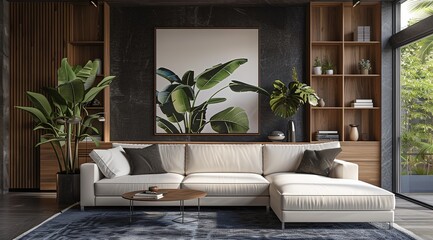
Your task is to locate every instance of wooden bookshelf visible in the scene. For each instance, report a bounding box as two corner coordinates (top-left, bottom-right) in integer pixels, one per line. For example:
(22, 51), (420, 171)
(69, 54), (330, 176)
(40, 2), (111, 190)
(67, 2), (111, 142)
(308, 2), (382, 186)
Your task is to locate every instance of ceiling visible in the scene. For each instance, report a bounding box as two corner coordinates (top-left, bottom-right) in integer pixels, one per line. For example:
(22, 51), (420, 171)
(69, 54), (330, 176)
(9, 0), (394, 6)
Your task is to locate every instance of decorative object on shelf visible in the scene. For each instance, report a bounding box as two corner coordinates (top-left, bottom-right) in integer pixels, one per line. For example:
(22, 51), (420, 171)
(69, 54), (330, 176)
(322, 58), (334, 75)
(351, 99), (373, 108)
(349, 124), (359, 141)
(269, 67), (319, 142)
(354, 26), (370, 41)
(315, 130), (339, 141)
(156, 58), (268, 134)
(90, 98), (102, 107)
(94, 58), (102, 75)
(268, 131), (285, 142)
(313, 57), (322, 75)
(359, 59), (372, 75)
(318, 98), (326, 107)
(16, 58), (115, 204)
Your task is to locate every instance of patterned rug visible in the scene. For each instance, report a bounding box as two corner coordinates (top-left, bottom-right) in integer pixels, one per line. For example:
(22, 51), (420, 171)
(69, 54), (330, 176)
(19, 206), (418, 240)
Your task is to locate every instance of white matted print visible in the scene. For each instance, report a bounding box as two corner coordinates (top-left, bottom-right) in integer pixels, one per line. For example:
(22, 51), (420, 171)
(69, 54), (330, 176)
(155, 28), (259, 134)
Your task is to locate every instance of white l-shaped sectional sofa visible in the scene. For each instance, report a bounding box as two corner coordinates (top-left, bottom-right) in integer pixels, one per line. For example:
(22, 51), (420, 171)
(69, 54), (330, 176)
(80, 141), (395, 229)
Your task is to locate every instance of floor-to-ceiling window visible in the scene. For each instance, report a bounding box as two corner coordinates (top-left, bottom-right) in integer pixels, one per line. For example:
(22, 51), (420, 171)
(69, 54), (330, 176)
(396, 0), (433, 206)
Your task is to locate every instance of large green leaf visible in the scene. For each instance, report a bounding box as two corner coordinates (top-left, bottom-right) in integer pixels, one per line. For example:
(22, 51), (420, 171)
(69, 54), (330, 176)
(76, 60), (98, 90)
(58, 79), (85, 105)
(159, 101), (185, 123)
(189, 106), (207, 133)
(172, 87), (191, 113)
(57, 58), (76, 85)
(156, 67), (181, 83)
(16, 106), (47, 123)
(156, 116), (180, 134)
(209, 107), (249, 133)
(82, 85), (107, 103)
(207, 98), (226, 104)
(157, 84), (178, 105)
(196, 59), (248, 90)
(229, 80), (269, 96)
(97, 76), (115, 88)
(182, 70), (195, 86)
(44, 87), (67, 114)
(26, 91), (52, 117)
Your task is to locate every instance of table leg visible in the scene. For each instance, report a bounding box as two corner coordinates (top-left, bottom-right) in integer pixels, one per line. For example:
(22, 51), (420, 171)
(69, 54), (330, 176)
(181, 200), (185, 223)
(198, 198), (201, 219)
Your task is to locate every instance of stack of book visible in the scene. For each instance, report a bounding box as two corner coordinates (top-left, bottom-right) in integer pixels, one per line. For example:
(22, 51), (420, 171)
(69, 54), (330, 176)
(315, 131), (339, 141)
(354, 26), (371, 42)
(351, 99), (373, 108)
(134, 190), (164, 199)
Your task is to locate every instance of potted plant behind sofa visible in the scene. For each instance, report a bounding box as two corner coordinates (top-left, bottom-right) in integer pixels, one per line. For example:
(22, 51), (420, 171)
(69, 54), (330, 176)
(16, 58), (115, 204)
(269, 67), (319, 142)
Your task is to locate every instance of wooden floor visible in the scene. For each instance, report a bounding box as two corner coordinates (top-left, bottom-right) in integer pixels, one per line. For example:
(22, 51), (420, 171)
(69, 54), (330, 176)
(1, 193), (432, 240)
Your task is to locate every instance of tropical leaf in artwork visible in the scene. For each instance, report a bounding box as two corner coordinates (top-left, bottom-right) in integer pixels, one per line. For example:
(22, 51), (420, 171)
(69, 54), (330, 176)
(156, 67), (181, 83)
(195, 58), (248, 90)
(156, 116), (180, 134)
(229, 80), (269, 96)
(209, 107), (249, 133)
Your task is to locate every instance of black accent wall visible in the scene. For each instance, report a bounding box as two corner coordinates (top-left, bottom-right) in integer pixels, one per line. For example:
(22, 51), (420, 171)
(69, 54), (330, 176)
(110, 5), (307, 141)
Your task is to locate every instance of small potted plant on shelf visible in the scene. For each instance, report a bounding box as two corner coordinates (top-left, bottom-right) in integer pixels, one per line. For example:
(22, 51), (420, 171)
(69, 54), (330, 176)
(269, 67), (319, 142)
(359, 59), (372, 75)
(313, 57), (322, 75)
(322, 58), (334, 75)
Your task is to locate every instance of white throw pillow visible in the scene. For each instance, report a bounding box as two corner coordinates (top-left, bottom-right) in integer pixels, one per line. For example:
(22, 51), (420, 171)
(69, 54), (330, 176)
(89, 146), (130, 178)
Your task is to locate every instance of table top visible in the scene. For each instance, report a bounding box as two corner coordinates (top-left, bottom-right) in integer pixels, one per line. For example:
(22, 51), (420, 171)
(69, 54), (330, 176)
(121, 189), (207, 202)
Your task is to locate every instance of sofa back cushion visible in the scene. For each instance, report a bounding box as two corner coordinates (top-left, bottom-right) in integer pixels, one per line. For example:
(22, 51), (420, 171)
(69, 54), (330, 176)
(112, 143), (185, 175)
(186, 144), (262, 175)
(263, 141), (341, 175)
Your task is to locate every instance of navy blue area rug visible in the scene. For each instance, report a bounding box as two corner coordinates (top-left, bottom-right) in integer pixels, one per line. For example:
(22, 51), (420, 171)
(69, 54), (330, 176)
(20, 206), (418, 240)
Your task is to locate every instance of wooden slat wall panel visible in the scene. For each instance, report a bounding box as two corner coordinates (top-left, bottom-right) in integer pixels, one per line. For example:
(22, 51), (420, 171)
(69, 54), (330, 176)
(10, 2), (70, 189)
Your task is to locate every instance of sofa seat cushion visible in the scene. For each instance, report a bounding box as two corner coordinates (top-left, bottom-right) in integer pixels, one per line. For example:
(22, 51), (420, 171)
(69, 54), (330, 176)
(95, 173), (184, 196)
(266, 173), (395, 211)
(182, 173), (269, 196)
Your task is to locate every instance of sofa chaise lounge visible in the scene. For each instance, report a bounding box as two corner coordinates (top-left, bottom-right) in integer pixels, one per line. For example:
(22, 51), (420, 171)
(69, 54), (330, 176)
(80, 142), (395, 229)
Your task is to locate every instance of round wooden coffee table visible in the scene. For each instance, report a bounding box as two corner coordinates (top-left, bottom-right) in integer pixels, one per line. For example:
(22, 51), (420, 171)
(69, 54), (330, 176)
(121, 189), (207, 223)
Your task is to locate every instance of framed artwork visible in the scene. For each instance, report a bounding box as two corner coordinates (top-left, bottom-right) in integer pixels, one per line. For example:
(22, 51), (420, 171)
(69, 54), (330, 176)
(155, 28), (260, 135)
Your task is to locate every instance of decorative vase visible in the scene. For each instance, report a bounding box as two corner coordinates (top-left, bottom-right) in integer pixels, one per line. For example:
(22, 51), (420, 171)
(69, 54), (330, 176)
(325, 69), (334, 75)
(318, 98), (325, 107)
(57, 173), (80, 204)
(313, 66), (322, 75)
(361, 69), (369, 75)
(287, 120), (296, 142)
(349, 124), (359, 141)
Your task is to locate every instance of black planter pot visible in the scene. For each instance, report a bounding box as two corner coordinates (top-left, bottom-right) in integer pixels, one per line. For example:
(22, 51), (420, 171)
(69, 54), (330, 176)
(57, 173), (80, 204)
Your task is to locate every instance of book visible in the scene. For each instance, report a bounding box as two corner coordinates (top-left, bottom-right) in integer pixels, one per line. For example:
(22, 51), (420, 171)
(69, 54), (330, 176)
(317, 130), (338, 134)
(352, 103), (373, 108)
(134, 191), (164, 199)
(352, 102), (373, 106)
(355, 99), (373, 103)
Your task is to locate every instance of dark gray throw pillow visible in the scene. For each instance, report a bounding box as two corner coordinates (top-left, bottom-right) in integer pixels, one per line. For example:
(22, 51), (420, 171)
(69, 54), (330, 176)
(295, 148), (342, 177)
(124, 144), (166, 175)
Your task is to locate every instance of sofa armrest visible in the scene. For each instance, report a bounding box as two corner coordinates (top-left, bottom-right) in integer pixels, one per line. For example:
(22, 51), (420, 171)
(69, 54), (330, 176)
(80, 163), (103, 207)
(329, 159), (358, 180)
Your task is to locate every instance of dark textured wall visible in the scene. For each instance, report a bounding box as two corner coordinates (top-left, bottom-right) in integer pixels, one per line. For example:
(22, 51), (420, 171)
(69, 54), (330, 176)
(1, 0), (9, 193)
(110, 6), (307, 141)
